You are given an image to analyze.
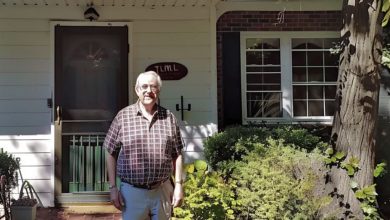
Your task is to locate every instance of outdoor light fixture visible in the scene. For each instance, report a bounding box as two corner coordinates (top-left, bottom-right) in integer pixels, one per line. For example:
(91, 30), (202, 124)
(84, 4), (99, 21)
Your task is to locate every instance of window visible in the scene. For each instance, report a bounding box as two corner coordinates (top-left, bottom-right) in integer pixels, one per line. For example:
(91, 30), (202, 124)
(241, 32), (339, 124)
(292, 38), (339, 118)
(244, 38), (282, 118)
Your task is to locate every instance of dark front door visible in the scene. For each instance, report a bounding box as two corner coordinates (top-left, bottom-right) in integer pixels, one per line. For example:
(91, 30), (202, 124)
(55, 25), (128, 193)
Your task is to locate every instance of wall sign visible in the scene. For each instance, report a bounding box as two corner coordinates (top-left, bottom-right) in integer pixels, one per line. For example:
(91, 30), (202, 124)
(145, 62), (188, 80)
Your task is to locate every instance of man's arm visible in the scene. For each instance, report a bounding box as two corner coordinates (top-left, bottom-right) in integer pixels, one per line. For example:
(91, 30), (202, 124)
(106, 152), (123, 210)
(172, 153), (184, 207)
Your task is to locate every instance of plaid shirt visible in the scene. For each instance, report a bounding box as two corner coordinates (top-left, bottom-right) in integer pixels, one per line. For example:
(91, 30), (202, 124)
(103, 102), (184, 185)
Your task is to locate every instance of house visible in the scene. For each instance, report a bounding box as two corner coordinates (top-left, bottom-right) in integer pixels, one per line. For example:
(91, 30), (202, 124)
(4, 0), (388, 212)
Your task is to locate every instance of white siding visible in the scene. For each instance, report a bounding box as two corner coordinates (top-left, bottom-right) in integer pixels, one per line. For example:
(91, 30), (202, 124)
(0, 5), (218, 207)
(0, 138), (53, 206)
(0, 18), (53, 206)
(132, 19), (216, 162)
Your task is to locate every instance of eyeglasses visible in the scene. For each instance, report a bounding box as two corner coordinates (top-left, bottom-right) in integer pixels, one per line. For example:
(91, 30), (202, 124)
(139, 84), (159, 92)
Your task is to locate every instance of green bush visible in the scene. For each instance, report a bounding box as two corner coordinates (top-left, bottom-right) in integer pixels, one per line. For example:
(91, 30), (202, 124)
(231, 139), (329, 219)
(0, 148), (20, 189)
(204, 125), (328, 170)
(215, 138), (267, 179)
(203, 126), (271, 170)
(174, 126), (332, 219)
(271, 126), (328, 151)
(173, 160), (237, 220)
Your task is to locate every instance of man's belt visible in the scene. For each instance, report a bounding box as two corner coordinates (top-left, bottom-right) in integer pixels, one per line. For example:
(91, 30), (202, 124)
(122, 179), (165, 190)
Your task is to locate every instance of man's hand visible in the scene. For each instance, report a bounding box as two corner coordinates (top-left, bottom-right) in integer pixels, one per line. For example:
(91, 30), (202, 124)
(171, 184), (184, 208)
(110, 187), (124, 210)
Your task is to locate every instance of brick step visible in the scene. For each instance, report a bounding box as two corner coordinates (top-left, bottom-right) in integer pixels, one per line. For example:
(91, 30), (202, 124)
(37, 206), (122, 220)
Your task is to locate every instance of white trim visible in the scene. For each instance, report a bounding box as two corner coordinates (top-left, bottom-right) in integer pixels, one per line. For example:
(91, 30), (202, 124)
(50, 21), (130, 27)
(0, 0), (211, 7)
(209, 0), (219, 130)
(244, 118), (333, 125)
(243, 31), (340, 38)
(240, 34), (247, 123)
(0, 7), (210, 20)
(241, 35), (283, 121)
(128, 24), (134, 103)
(240, 31), (339, 124)
(49, 21), (56, 208)
(281, 36), (293, 119)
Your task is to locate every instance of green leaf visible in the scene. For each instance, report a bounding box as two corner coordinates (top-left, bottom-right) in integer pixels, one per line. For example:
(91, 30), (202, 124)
(348, 157), (360, 168)
(324, 158), (333, 165)
(346, 165), (355, 176)
(355, 189), (366, 199)
(350, 181), (359, 189)
(383, 0), (390, 12)
(325, 148), (334, 155)
(194, 160), (208, 171)
(363, 184), (378, 196)
(382, 11), (390, 27)
(334, 151), (346, 160)
(362, 205), (376, 215)
(186, 164), (195, 174)
(374, 162), (386, 178)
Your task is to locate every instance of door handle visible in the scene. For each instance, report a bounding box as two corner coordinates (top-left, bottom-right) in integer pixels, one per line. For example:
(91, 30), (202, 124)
(56, 106), (62, 125)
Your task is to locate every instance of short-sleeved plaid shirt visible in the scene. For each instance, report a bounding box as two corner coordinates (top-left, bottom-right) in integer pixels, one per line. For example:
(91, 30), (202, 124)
(103, 102), (184, 185)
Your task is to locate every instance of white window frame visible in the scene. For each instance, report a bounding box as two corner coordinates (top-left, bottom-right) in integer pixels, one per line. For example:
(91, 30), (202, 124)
(240, 31), (339, 125)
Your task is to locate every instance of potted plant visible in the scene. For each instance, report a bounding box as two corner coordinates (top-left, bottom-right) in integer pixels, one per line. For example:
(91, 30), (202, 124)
(0, 148), (20, 220)
(10, 172), (41, 220)
(10, 197), (38, 220)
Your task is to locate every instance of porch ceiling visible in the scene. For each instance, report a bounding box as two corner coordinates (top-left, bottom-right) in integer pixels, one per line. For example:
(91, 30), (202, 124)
(0, 0), (210, 7)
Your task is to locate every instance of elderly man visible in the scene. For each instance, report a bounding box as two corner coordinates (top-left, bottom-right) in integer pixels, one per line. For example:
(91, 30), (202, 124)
(103, 71), (184, 219)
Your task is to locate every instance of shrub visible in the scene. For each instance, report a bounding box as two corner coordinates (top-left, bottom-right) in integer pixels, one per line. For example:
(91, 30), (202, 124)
(0, 148), (20, 190)
(203, 126), (271, 170)
(179, 126), (332, 219)
(204, 125), (328, 170)
(271, 126), (328, 152)
(231, 138), (329, 219)
(0, 148), (20, 220)
(173, 160), (237, 220)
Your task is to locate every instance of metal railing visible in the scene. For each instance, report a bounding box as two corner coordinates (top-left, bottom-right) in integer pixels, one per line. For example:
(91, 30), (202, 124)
(67, 135), (108, 192)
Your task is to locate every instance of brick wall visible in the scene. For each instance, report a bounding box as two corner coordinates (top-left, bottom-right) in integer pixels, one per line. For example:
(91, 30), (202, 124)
(217, 11), (342, 129)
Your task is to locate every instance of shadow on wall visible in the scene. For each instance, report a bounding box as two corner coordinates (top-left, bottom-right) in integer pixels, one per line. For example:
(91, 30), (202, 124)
(1, 139), (53, 206)
(376, 116), (390, 216)
(0, 126), (51, 136)
(179, 124), (213, 164)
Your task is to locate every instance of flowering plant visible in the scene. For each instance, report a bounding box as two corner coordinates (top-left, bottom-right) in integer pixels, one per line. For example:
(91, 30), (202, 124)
(11, 197), (37, 207)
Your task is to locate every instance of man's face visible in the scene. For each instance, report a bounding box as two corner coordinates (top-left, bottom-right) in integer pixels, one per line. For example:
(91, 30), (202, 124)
(135, 74), (160, 108)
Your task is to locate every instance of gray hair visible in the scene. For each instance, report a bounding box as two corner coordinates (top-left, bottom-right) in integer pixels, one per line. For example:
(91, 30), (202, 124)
(135, 71), (162, 89)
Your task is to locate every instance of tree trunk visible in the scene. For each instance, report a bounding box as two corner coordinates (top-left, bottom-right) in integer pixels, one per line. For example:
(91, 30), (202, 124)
(325, 0), (382, 218)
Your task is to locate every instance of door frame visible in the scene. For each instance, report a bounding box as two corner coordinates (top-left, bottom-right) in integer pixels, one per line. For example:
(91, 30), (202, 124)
(49, 21), (133, 202)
